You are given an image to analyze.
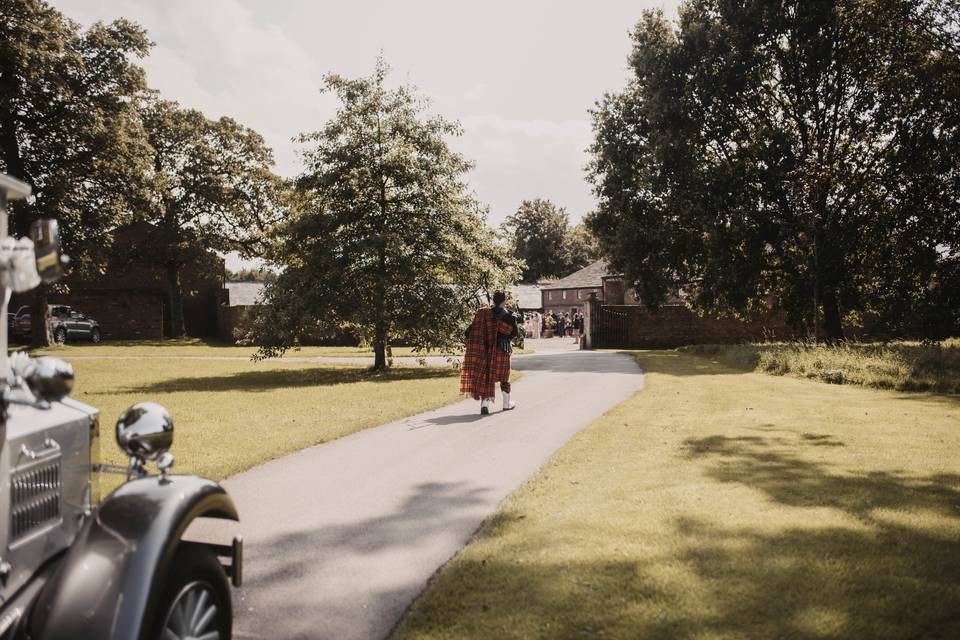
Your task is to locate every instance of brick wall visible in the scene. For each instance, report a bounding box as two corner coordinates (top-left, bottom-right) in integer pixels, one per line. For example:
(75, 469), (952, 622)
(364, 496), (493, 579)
(217, 305), (253, 343)
(602, 278), (626, 305)
(11, 289), (165, 340)
(597, 304), (799, 348)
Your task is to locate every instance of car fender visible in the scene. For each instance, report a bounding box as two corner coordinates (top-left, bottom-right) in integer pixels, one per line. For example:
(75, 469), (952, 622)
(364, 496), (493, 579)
(27, 475), (238, 640)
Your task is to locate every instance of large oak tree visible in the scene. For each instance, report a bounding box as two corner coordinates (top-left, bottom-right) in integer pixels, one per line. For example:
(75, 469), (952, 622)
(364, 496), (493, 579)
(0, 0), (152, 344)
(251, 60), (518, 369)
(137, 98), (286, 337)
(589, 0), (960, 340)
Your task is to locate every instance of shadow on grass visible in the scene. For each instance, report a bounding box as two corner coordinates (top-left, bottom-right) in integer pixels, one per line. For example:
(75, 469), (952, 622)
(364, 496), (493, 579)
(126, 365), (457, 393)
(682, 434), (960, 517)
(398, 435), (960, 639)
(663, 435), (960, 638)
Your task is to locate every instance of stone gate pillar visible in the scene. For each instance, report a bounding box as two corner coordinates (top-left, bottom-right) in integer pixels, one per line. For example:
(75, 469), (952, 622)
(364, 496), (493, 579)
(582, 292), (599, 350)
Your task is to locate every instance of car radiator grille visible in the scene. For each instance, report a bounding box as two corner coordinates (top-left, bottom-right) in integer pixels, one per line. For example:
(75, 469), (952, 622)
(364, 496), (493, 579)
(10, 458), (62, 543)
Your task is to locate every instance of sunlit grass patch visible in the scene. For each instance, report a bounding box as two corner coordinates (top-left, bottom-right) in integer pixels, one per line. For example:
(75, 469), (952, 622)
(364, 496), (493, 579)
(21, 337), (525, 358)
(680, 338), (960, 394)
(76, 358), (466, 492)
(392, 350), (960, 640)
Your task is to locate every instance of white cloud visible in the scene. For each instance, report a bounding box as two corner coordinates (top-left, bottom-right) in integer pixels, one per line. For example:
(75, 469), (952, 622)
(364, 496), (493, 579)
(50, 0), (675, 262)
(57, 0), (332, 176)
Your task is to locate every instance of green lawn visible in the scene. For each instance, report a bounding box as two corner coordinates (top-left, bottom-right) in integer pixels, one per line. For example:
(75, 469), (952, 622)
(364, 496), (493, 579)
(77, 358), (464, 492)
(21, 337), (525, 358)
(393, 350), (960, 640)
(681, 338), (960, 394)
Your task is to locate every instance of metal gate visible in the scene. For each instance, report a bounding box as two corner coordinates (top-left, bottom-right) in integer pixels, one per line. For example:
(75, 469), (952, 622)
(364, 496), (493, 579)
(591, 305), (629, 348)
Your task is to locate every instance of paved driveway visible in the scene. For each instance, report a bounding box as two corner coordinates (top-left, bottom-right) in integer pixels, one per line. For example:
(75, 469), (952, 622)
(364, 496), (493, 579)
(192, 340), (644, 639)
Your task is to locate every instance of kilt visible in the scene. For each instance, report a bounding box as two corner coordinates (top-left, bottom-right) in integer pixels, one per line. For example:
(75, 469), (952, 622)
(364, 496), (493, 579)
(460, 306), (513, 400)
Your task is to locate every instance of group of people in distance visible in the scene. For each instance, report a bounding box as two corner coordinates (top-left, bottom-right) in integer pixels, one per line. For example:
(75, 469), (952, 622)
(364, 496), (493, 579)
(542, 309), (584, 343)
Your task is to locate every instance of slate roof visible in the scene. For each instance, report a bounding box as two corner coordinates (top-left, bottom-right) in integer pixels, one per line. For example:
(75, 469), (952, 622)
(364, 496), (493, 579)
(540, 260), (610, 290)
(511, 284), (544, 310)
(225, 281), (265, 307)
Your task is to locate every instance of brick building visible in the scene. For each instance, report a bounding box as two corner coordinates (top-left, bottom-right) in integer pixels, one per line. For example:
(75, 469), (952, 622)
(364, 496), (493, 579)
(13, 223), (225, 340)
(540, 260), (609, 316)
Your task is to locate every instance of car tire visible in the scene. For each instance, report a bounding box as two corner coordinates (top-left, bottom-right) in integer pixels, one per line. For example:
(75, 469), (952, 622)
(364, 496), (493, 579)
(53, 327), (67, 344)
(90, 328), (101, 344)
(155, 544), (232, 640)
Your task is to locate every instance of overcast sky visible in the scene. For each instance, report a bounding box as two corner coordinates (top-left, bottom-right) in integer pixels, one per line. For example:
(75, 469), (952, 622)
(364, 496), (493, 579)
(52, 0), (679, 268)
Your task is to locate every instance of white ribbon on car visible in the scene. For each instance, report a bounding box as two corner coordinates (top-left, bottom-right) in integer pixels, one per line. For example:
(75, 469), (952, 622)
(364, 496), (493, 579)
(0, 237), (41, 293)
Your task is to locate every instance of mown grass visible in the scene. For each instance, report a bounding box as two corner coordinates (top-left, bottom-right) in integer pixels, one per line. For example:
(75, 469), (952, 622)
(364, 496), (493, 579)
(74, 358), (464, 492)
(20, 337), (525, 358)
(393, 350), (960, 640)
(680, 338), (960, 394)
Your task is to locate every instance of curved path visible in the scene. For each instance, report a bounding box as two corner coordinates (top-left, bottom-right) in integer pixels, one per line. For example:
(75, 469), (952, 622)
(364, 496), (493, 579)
(196, 341), (644, 640)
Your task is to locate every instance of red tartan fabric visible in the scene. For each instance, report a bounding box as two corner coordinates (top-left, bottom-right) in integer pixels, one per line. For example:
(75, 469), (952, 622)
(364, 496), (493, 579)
(460, 306), (513, 400)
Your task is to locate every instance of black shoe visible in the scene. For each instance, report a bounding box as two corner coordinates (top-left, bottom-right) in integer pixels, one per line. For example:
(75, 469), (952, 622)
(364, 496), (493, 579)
(481, 405), (490, 415)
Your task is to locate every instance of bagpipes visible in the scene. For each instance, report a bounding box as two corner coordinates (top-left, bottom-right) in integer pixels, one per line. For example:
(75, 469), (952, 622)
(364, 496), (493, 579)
(463, 271), (526, 349)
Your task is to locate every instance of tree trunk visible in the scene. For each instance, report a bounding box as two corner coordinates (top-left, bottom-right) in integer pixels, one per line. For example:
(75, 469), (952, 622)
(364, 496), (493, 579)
(372, 319), (388, 371)
(820, 287), (845, 343)
(165, 261), (186, 338)
(30, 286), (53, 347)
(372, 240), (389, 371)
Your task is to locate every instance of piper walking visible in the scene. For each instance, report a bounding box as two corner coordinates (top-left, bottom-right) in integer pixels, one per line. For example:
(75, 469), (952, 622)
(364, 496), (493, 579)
(460, 290), (518, 414)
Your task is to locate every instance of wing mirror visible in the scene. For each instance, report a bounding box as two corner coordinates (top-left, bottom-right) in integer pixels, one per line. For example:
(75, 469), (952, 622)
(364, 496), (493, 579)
(116, 402), (174, 463)
(30, 219), (68, 284)
(26, 356), (75, 402)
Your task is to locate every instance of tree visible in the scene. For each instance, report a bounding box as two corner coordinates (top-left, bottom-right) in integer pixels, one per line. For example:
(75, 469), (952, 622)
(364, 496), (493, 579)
(0, 0), (152, 345)
(251, 60), (518, 370)
(565, 221), (601, 275)
(226, 265), (278, 284)
(500, 199), (599, 282)
(137, 98), (286, 337)
(588, 0), (960, 340)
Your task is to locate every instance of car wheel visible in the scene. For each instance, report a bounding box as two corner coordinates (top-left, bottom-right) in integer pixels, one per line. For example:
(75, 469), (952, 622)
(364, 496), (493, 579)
(90, 328), (101, 344)
(53, 327), (67, 344)
(155, 544), (232, 640)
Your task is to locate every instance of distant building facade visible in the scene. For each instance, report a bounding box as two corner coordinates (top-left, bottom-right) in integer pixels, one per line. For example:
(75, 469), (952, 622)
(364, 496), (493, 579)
(540, 260), (609, 316)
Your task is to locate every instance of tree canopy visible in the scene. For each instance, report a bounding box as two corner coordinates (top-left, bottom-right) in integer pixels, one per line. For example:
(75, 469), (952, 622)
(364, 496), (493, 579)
(588, 0), (960, 340)
(136, 98), (286, 336)
(250, 60), (518, 369)
(0, 0), (152, 343)
(500, 198), (600, 282)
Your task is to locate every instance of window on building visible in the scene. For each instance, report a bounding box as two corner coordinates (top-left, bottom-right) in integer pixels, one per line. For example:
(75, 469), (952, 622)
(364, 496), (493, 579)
(562, 290), (567, 300)
(577, 290), (582, 300)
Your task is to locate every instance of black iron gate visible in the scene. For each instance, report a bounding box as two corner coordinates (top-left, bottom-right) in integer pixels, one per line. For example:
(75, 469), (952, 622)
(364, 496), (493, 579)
(591, 305), (629, 348)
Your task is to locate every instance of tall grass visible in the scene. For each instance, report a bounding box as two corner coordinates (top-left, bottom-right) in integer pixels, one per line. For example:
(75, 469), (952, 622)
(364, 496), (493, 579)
(680, 338), (960, 394)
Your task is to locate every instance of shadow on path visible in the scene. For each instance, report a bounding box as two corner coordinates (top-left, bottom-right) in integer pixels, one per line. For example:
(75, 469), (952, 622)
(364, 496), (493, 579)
(238, 481), (495, 639)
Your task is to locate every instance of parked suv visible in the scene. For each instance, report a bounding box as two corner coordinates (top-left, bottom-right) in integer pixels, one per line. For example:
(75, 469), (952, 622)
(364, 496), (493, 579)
(0, 174), (241, 639)
(12, 305), (101, 344)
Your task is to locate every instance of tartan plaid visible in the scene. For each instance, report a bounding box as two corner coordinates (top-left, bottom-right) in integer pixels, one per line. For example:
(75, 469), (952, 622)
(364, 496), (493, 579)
(460, 306), (513, 400)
